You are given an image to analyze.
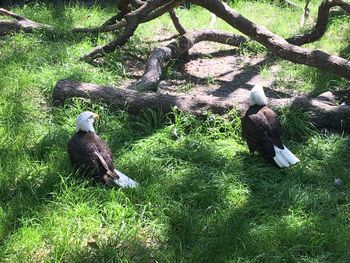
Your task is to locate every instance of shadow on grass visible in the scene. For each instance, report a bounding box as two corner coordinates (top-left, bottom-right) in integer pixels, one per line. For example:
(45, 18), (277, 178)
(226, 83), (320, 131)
(127, 132), (350, 262)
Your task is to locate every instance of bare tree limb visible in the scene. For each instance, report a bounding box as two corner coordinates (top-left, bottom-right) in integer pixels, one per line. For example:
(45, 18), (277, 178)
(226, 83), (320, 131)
(101, 0), (145, 27)
(142, 0), (184, 23)
(190, 0), (350, 81)
(169, 9), (186, 35)
(52, 79), (350, 131)
(101, 0), (132, 27)
(0, 7), (52, 34)
(80, 20), (139, 62)
(289, 0), (350, 45)
(132, 29), (248, 91)
(74, 0), (184, 35)
(81, 0), (184, 61)
(0, 7), (26, 20)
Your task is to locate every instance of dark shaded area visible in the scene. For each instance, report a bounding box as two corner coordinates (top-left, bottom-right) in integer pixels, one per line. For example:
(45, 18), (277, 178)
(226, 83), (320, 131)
(129, 134), (350, 262)
(170, 48), (292, 100)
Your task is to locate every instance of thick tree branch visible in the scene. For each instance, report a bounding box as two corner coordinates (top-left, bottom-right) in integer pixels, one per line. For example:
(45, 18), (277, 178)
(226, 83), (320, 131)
(288, 0), (350, 45)
(74, 0), (184, 35)
(0, 7), (26, 20)
(190, 0), (350, 81)
(81, 20), (139, 62)
(0, 7), (52, 34)
(169, 9), (186, 35)
(132, 29), (248, 91)
(100, 0), (144, 27)
(101, 0), (132, 27)
(80, 0), (184, 61)
(52, 80), (350, 131)
(142, 0), (184, 23)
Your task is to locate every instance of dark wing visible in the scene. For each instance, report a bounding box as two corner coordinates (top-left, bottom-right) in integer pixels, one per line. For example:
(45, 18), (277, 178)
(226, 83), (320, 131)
(93, 135), (115, 171)
(68, 133), (99, 180)
(67, 132), (118, 184)
(260, 107), (283, 148)
(242, 111), (275, 158)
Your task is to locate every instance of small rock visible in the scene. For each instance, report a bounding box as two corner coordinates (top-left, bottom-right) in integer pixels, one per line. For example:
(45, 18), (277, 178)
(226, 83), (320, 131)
(334, 178), (343, 187)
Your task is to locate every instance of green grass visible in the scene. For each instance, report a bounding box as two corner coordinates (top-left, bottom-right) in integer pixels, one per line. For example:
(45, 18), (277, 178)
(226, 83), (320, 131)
(0, 1), (350, 262)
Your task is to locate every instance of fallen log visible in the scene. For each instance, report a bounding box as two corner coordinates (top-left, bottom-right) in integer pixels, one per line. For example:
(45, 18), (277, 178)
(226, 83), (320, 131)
(132, 29), (248, 91)
(0, 7), (52, 34)
(52, 79), (350, 131)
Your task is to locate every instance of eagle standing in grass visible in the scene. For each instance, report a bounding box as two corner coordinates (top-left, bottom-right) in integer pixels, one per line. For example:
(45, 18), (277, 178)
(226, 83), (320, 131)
(241, 85), (300, 168)
(67, 111), (138, 188)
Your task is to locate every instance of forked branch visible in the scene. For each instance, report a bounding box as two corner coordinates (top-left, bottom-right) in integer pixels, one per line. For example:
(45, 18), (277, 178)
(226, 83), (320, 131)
(190, 0), (350, 80)
(80, 0), (184, 61)
(288, 0), (350, 45)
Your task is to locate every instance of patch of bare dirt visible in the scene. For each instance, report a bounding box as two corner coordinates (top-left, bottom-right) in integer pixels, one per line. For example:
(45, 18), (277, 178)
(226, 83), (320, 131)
(124, 38), (303, 106)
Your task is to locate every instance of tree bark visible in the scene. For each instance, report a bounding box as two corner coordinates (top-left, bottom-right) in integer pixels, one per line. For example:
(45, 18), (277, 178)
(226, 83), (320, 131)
(2, 1), (350, 81)
(190, 0), (350, 80)
(0, 7), (51, 34)
(80, 0), (184, 61)
(288, 0), (350, 45)
(101, 0), (132, 27)
(52, 79), (350, 131)
(132, 29), (248, 91)
(169, 9), (186, 35)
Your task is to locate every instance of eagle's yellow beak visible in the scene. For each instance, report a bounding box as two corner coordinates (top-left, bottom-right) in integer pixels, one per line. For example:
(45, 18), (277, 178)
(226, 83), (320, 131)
(93, 113), (99, 120)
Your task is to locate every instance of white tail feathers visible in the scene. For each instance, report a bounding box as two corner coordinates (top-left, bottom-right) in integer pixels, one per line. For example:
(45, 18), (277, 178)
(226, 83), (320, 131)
(113, 169), (138, 188)
(273, 145), (300, 168)
(249, 84), (268, 106)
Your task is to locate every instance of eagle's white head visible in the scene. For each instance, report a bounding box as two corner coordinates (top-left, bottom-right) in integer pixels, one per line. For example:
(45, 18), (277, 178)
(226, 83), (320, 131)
(76, 111), (99, 133)
(249, 84), (268, 106)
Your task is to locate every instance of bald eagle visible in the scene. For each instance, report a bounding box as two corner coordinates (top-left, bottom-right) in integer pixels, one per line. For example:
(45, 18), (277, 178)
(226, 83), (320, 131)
(67, 111), (138, 188)
(241, 85), (300, 168)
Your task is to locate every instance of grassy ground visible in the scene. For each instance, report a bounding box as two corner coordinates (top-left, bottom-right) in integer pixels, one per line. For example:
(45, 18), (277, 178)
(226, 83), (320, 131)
(0, 0), (350, 262)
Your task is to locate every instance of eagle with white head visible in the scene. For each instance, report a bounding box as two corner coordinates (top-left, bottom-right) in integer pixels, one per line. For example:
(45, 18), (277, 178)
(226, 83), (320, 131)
(67, 111), (138, 188)
(242, 85), (300, 168)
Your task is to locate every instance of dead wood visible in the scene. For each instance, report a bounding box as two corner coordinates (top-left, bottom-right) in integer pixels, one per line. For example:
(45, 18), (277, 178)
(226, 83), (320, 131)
(101, 0), (133, 27)
(288, 0), (350, 45)
(190, 0), (350, 81)
(132, 29), (248, 92)
(80, 0), (184, 61)
(52, 80), (350, 131)
(0, 7), (52, 34)
(169, 9), (186, 35)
